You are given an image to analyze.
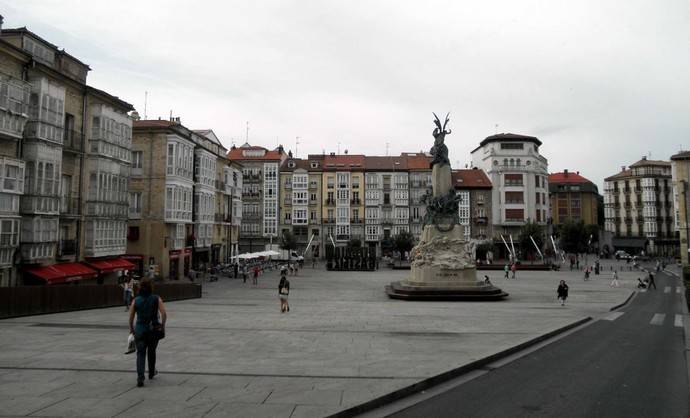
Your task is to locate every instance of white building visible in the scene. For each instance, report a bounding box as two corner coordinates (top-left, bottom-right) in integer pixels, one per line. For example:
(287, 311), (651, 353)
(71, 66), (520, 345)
(604, 157), (677, 256)
(471, 133), (549, 238)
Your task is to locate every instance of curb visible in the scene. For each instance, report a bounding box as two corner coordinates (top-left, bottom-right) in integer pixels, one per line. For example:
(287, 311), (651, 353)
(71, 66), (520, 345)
(325, 316), (592, 418)
(609, 291), (636, 311)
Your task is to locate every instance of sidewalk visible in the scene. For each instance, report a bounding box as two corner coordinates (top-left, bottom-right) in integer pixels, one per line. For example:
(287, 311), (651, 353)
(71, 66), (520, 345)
(0, 261), (635, 418)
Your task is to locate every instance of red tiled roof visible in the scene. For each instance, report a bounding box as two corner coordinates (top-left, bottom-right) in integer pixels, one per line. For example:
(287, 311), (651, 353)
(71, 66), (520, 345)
(452, 169), (492, 189)
(404, 153), (432, 170)
(548, 171), (594, 185)
(227, 145), (285, 161)
(280, 158), (321, 171)
(322, 154), (366, 171)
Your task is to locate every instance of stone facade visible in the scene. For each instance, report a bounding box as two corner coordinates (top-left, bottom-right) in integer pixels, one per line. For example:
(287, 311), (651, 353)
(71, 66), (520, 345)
(670, 151), (689, 265)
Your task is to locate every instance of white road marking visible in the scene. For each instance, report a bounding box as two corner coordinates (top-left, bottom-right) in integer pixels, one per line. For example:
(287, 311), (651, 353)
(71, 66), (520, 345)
(603, 312), (625, 321)
(664, 286), (671, 293)
(677, 287), (682, 294)
(650, 313), (666, 326)
(675, 315), (683, 328)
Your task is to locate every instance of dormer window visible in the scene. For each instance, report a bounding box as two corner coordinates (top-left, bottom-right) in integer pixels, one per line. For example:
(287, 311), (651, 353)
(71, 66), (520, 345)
(310, 161), (319, 168)
(288, 161), (296, 168)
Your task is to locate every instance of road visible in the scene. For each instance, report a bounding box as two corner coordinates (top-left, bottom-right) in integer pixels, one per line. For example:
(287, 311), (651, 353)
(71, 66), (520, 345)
(387, 268), (689, 418)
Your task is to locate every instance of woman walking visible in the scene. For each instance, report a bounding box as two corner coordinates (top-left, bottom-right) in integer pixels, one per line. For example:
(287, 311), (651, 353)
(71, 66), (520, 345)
(122, 276), (134, 311)
(278, 272), (290, 313)
(610, 270), (620, 287)
(128, 278), (167, 387)
(557, 280), (569, 306)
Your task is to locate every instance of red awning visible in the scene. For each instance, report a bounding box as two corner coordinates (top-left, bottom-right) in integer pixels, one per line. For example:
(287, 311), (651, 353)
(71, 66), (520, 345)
(85, 258), (136, 273)
(26, 263), (98, 285)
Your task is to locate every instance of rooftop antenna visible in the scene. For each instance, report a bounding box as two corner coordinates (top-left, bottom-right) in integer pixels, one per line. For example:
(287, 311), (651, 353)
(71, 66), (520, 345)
(495, 124), (499, 134)
(337, 141), (341, 155)
(144, 91), (148, 120)
(169, 109), (172, 121)
(295, 136), (300, 157)
(246, 121), (249, 143)
(385, 142), (390, 156)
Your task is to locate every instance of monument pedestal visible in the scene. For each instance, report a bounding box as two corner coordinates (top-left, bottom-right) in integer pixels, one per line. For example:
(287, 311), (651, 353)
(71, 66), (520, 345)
(385, 225), (508, 301)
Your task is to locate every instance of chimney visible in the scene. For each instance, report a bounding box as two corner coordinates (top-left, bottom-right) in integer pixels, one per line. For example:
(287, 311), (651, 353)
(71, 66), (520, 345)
(641, 155), (647, 160)
(563, 169), (568, 177)
(621, 165), (626, 171)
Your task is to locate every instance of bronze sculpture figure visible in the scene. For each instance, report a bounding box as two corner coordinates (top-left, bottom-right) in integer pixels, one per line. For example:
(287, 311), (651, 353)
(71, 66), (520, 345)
(430, 112), (451, 167)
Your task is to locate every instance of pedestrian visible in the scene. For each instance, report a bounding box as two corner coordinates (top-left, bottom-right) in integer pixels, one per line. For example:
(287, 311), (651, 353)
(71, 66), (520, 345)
(121, 276), (134, 311)
(647, 272), (657, 290)
(242, 263), (248, 283)
(504, 263), (509, 279)
(511, 263), (517, 279)
(557, 280), (569, 306)
(128, 278), (167, 387)
(252, 265), (259, 285)
(610, 270), (619, 287)
(233, 262), (239, 279)
(278, 271), (290, 313)
(584, 267), (590, 281)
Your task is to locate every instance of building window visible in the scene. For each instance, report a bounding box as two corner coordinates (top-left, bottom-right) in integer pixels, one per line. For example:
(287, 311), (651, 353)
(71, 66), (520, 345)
(500, 143), (524, 150)
(132, 151), (143, 170)
(505, 191), (524, 204)
(505, 209), (524, 222)
(504, 174), (523, 186)
(129, 192), (142, 217)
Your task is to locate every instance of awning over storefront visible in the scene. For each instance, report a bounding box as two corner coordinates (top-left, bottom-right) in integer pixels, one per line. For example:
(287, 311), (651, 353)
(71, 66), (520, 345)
(25, 263), (98, 285)
(611, 237), (647, 249)
(84, 258), (136, 273)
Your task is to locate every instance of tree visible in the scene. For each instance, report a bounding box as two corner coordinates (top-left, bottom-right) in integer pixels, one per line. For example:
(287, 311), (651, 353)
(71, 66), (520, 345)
(558, 219), (587, 254)
(280, 230), (297, 261)
(518, 221), (544, 260)
(584, 224), (600, 249)
(392, 230), (415, 260)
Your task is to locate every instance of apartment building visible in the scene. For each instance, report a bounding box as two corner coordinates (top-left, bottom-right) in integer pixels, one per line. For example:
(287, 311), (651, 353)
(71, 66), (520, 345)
(0, 22), (135, 286)
(279, 155), (323, 258)
(604, 156), (677, 256)
(363, 155), (409, 255)
(228, 143), (287, 254)
(320, 154), (365, 248)
(405, 153), (432, 240)
(471, 133), (549, 238)
(548, 169), (599, 226)
(671, 151), (690, 265)
(452, 168), (493, 240)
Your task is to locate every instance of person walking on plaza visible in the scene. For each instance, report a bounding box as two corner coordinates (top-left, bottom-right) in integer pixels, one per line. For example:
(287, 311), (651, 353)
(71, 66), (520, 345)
(557, 280), (569, 306)
(647, 271), (657, 290)
(128, 278), (167, 387)
(278, 271), (290, 313)
(242, 263), (248, 283)
(121, 276), (134, 311)
(511, 263), (517, 279)
(504, 263), (509, 279)
(610, 270), (620, 287)
(252, 265), (259, 285)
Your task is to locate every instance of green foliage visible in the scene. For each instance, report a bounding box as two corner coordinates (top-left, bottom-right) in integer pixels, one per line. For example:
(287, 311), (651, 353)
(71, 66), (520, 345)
(584, 224), (600, 244)
(280, 230), (297, 251)
(392, 230), (415, 257)
(518, 221), (544, 258)
(557, 220), (588, 253)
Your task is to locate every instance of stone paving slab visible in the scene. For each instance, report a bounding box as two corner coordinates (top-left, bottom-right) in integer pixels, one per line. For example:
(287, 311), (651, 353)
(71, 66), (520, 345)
(0, 260), (637, 417)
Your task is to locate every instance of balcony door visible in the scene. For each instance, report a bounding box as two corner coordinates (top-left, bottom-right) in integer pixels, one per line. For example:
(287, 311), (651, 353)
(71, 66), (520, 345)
(61, 175), (71, 213)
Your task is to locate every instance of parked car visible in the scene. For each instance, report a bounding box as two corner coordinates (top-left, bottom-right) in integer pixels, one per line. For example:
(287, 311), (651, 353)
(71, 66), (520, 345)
(615, 250), (632, 260)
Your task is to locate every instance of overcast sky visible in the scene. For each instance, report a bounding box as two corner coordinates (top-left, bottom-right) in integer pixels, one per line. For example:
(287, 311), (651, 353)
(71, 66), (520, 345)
(2, 0), (689, 188)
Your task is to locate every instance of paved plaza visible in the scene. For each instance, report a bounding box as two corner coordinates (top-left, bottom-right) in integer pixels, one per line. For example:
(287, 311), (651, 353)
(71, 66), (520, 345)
(0, 261), (639, 417)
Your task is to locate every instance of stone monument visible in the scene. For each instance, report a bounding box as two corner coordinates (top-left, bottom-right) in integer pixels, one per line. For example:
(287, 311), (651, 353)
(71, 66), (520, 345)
(385, 113), (508, 300)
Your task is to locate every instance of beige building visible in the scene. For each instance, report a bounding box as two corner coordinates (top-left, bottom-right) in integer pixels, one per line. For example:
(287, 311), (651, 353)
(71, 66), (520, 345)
(548, 170), (599, 226)
(320, 154), (365, 249)
(671, 151), (690, 265)
(127, 120), (240, 279)
(604, 157), (677, 256)
(0, 22), (135, 286)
